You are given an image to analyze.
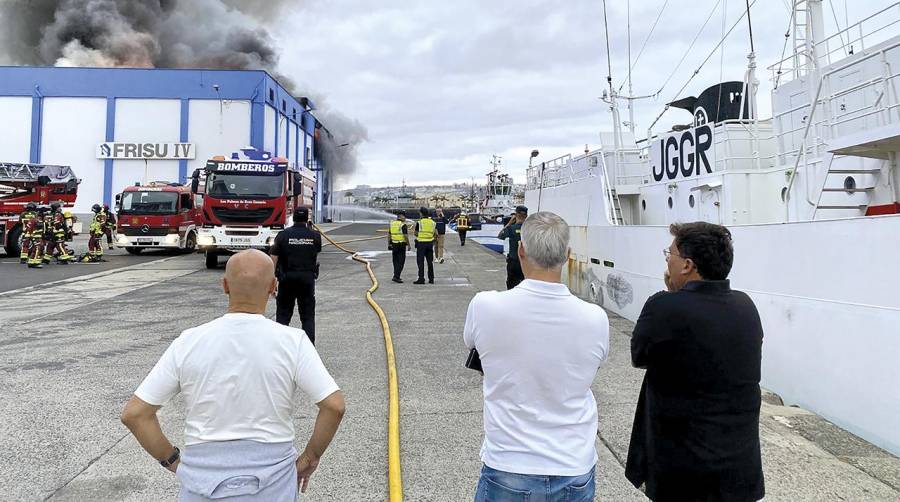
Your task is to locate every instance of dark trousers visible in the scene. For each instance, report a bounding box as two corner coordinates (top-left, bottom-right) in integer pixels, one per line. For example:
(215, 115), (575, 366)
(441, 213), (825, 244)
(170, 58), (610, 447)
(506, 258), (524, 290)
(416, 241), (434, 281)
(458, 230), (467, 246)
(276, 272), (316, 344)
(391, 244), (407, 279)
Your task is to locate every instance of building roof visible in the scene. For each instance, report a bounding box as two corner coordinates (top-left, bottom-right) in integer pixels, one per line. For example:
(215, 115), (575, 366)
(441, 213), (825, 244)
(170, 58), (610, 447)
(0, 66), (317, 132)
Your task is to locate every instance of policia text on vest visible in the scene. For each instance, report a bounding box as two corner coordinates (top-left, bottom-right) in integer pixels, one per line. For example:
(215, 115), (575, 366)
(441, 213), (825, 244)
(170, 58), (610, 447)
(270, 208), (321, 344)
(414, 208), (436, 285)
(389, 213), (410, 283)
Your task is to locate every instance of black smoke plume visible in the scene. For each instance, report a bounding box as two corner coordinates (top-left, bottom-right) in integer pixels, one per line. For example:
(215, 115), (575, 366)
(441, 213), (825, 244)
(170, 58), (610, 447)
(0, 0), (366, 179)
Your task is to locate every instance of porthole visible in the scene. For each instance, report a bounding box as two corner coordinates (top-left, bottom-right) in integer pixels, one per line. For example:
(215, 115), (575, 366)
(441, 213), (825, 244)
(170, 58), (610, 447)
(667, 196), (673, 209)
(843, 176), (856, 194)
(641, 199), (647, 211)
(688, 194), (695, 208)
(781, 187), (788, 202)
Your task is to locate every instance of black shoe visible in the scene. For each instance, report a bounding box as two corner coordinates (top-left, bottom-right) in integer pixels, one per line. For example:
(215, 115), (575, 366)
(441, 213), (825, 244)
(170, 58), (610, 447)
(19, 258), (26, 264)
(392, 277), (403, 283)
(461, 242), (465, 246)
(413, 279), (425, 284)
(428, 279), (434, 284)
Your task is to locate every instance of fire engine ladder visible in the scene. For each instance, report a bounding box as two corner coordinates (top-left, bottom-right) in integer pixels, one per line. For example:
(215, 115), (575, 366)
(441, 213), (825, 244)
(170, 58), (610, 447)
(0, 162), (57, 182)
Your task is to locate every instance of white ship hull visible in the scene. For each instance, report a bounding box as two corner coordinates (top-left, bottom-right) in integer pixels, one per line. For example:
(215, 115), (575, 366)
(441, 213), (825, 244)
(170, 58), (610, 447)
(526, 179), (900, 456)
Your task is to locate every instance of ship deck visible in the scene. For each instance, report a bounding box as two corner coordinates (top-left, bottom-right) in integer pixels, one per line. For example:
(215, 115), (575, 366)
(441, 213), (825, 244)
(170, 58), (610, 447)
(0, 222), (898, 500)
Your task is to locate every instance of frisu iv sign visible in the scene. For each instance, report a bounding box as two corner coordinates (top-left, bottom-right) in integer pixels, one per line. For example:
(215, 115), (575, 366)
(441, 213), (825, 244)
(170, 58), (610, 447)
(97, 142), (195, 160)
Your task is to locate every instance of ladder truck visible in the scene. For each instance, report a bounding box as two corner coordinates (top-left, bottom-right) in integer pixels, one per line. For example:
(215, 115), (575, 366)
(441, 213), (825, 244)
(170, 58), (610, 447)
(0, 162), (80, 256)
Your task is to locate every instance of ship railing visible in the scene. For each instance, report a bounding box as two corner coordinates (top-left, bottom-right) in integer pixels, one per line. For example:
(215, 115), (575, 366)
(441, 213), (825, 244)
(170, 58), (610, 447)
(768, 2), (900, 84)
(781, 37), (900, 217)
(775, 37), (900, 169)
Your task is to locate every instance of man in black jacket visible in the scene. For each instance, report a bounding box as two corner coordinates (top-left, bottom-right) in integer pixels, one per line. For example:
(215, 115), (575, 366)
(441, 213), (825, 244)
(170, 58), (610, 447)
(626, 222), (764, 502)
(270, 207), (321, 344)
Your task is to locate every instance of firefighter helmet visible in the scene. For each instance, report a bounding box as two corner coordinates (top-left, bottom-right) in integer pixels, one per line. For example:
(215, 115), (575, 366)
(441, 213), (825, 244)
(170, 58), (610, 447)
(25, 202), (37, 210)
(91, 204), (101, 213)
(50, 202), (61, 212)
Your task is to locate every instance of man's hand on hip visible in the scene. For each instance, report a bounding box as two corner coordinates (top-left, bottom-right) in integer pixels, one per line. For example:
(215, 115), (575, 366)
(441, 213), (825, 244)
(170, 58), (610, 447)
(296, 450), (320, 493)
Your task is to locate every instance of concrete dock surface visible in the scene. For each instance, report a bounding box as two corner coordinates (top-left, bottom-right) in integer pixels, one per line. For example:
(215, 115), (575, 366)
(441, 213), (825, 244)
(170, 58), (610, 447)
(1, 222), (898, 501)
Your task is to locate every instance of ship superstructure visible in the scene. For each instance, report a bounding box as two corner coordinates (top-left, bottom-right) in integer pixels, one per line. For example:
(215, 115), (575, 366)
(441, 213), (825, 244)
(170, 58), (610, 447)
(525, 1), (900, 456)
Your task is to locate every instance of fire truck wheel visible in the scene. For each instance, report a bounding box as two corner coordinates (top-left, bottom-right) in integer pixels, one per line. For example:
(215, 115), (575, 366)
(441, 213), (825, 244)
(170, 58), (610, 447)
(183, 232), (197, 254)
(125, 247), (143, 255)
(4, 225), (22, 257)
(205, 252), (219, 269)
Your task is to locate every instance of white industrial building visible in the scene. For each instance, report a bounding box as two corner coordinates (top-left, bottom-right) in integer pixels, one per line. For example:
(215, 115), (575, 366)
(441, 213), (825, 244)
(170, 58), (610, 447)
(0, 66), (322, 213)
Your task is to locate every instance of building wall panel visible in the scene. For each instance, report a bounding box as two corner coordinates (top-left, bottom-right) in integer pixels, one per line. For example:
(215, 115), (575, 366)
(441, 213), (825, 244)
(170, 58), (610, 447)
(0, 97), (32, 163)
(112, 99), (181, 196)
(41, 97), (106, 212)
(264, 105), (276, 155)
(187, 99), (251, 172)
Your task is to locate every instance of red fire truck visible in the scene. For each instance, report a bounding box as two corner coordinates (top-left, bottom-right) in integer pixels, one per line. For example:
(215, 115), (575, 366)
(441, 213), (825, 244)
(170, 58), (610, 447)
(114, 181), (201, 254)
(0, 162), (79, 256)
(191, 149), (310, 269)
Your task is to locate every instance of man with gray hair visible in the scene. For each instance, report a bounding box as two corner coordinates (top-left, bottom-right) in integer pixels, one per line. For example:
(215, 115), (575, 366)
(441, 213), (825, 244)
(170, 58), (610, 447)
(121, 249), (345, 500)
(464, 211), (609, 501)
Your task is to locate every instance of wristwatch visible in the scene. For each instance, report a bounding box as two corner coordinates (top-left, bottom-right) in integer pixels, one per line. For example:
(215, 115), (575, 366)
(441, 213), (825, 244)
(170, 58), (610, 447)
(160, 446), (180, 467)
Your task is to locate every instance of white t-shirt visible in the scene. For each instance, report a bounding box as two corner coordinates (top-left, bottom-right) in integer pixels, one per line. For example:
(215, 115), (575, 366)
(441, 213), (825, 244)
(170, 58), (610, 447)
(135, 313), (339, 446)
(463, 279), (609, 476)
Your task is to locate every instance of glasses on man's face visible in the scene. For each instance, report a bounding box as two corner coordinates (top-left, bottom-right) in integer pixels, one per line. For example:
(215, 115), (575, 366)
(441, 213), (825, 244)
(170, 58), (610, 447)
(663, 248), (680, 259)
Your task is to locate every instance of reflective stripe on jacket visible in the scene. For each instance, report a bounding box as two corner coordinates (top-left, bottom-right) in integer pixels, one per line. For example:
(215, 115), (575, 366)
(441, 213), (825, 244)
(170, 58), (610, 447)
(390, 220), (407, 243)
(417, 218), (436, 242)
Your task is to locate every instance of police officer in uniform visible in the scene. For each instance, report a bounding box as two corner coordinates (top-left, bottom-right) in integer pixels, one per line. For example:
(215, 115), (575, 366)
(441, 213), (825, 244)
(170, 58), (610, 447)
(498, 205), (527, 289)
(413, 207), (436, 284)
(388, 211), (410, 283)
(270, 207), (321, 344)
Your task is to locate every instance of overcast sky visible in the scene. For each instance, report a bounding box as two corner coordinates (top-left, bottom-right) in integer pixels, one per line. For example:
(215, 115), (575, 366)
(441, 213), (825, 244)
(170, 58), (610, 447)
(275, 0), (884, 189)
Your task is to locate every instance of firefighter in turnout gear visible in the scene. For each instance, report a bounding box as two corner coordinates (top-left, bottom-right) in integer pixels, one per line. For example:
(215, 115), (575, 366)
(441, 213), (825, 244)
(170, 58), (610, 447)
(388, 211), (410, 283)
(19, 202), (38, 263)
(101, 204), (116, 249)
(26, 207), (49, 268)
(83, 204), (106, 262)
(48, 210), (73, 264)
(413, 207), (436, 284)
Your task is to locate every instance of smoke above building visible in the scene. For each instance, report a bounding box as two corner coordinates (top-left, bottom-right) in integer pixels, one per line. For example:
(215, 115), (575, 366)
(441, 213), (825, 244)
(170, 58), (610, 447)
(0, 0), (366, 179)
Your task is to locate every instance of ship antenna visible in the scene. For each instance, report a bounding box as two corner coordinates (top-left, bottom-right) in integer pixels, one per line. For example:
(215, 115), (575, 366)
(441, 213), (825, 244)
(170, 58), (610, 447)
(601, 0), (622, 153)
(646, 0), (757, 138)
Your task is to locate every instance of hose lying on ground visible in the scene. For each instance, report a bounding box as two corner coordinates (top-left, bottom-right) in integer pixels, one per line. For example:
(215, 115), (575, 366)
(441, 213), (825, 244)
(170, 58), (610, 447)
(315, 225), (404, 501)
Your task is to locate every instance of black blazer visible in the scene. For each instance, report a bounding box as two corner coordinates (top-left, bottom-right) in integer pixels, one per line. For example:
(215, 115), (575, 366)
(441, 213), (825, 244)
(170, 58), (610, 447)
(625, 280), (765, 502)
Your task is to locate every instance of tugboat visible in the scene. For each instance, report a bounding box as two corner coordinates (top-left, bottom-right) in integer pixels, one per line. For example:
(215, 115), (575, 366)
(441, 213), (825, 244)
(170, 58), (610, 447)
(480, 154), (515, 223)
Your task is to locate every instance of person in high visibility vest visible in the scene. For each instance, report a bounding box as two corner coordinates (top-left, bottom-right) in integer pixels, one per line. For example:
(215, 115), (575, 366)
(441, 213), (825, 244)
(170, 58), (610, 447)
(413, 207), (436, 284)
(453, 212), (471, 246)
(19, 202), (37, 264)
(388, 211), (410, 283)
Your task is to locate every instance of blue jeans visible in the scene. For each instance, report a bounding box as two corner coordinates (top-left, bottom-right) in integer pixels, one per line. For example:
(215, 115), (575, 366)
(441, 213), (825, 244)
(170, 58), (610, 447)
(474, 464), (596, 501)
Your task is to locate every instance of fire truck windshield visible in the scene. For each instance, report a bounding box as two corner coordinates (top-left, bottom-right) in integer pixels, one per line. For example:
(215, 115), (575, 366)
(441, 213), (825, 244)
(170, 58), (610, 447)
(119, 191), (178, 214)
(206, 173), (284, 199)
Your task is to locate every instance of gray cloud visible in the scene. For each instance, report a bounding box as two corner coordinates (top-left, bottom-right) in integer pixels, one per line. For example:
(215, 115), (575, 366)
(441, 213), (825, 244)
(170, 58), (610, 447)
(0, 0), (367, 177)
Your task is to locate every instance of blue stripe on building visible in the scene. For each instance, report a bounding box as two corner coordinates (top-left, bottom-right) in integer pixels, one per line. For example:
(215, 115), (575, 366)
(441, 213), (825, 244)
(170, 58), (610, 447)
(179, 98), (190, 184)
(103, 97), (116, 207)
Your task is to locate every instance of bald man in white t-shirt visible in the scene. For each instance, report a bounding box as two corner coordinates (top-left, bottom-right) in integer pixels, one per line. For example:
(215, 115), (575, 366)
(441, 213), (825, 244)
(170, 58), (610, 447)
(121, 250), (345, 500)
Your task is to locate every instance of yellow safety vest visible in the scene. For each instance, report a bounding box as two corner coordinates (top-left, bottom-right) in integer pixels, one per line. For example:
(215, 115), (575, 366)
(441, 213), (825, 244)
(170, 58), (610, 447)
(457, 215), (469, 229)
(417, 217), (436, 242)
(390, 219), (407, 243)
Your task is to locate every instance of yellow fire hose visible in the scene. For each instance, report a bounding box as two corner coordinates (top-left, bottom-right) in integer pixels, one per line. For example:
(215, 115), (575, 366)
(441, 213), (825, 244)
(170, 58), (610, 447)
(322, 234), (387, 248)
(315, 225), (404, 501)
